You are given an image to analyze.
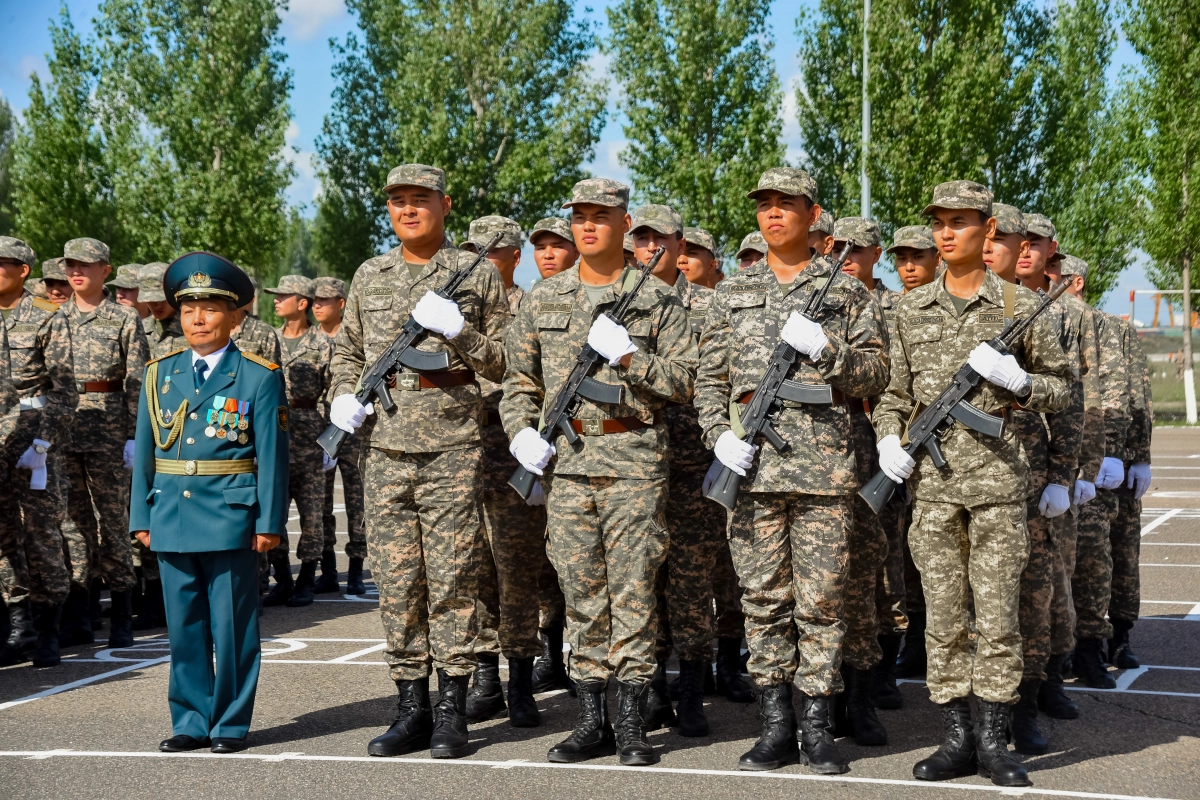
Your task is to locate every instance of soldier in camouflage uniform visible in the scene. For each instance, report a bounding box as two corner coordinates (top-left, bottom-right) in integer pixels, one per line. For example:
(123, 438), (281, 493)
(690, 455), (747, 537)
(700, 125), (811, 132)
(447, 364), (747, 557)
(0, 236), (78, 667)
(232, 278), (283, 365)
(40, 258), (73, 306)
(736, 231), (767, 270)
(873, 181), (1070, 787)
(808, 209), (835, 257)
(108, 263), (147, 318)
(696, 169), (889, 774)
(330, 164), (509, 760)
(502, 178), (696, 767)
(59, 238), (148, 650)
(313, 276), (368, 596)
(531, 217), (578, 284)
(678, 227), (724, 289)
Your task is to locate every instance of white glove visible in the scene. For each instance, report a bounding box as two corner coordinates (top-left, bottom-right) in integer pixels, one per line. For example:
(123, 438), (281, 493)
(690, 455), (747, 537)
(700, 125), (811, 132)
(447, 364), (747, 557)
(968, 343), (1029, 394)
(330, 394), (375, 433)
(1039, 484), (1071, 518)
(123, 440), (136, 470)
(1073, 479), (1096, 506)
(1095, 456), (1124, 490)
(411, 291), (465, 339)
(701, 461), (723, 494)
(1127, 462), (1151, 500)
(714, 430), (757, 476)
(30, 466), (47, 491)
(781, 312), (829, 360)
(510, 426), (555, 475)
(527, 480), (547, 506)
(323, 453), (338, 472)
(877, 434), (915, 483)
(15, 439), (50, 471)
(587, 314), (639, 366)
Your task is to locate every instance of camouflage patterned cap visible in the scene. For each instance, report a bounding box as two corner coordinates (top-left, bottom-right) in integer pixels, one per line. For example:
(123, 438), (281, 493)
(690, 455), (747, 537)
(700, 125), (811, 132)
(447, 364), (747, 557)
(265, 274), (316, 298)
(683, 227), (718, 256)
(810, 209), (834, 235)
(736, 230), (767, 257)
(0, 236), (36, 266)
(383, 163), (446, 194)
(630, 204), (682, 236)
(466, 215), (524, 250)
(1024, 213), (1056, 240)
(63, 237), (110, 264)
(138, 262), (169, 303)
(1058, 254), (1088, 281)
(922, 180), (993, 217)
(562, 178), (630, 210)
(41, 257), (67, 280)
(107, 263), (143, 289)
(622, 232), (635, 254)
(991, 203), (1026, 236)
(313, 276), (346, 299)
(747, 167), (818, 202)
(24, 277), (48, 299)
(529, 217), (573, 244)
(886, 225), (937, 254)
(832, 216), (882, 248)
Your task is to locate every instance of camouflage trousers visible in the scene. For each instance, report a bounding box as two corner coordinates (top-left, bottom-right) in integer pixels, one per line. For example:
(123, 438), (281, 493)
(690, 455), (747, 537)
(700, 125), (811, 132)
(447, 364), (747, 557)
(323, 429), (368, 560)
(0, 423), (70, 604)
(364, 446), (483, 681)
(729, 493), (849, 696)
(133, 540), (159, 581)
(902, 502), (925, 615)
(545, 473), (668, 684)
(1072, 489), (1118, 639)
(1109, 483), (1141, 623)
(909, 498), (1028, 704)
(713, 536), (745, 639)
(64, 447), (137, 591)
(1018, 500), (1077, 681)
(842, 496), (889, 669)
(875, 500), (909, 634)
(55, 453), (88, 587)
(272, 412), (326, 564)
(539, 554), (566, 628)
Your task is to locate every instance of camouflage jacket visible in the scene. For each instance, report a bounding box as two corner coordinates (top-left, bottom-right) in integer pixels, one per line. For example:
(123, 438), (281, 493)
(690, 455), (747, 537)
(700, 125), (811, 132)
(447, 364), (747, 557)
(3, 290), (78, 445)
(0, 322), (16, 444)
(1118, 317), (1152, 464)
(1095, 312), (1131, 462)
(480, 283), (527, 414)
(666, 273), (715, 472)
(695, 254), (889, 495)
(232, 314), (282, 366)
(276, 325), (333, 410)
(143, 313), (186, 359)
(331, 243), (510, 453)
(1063, 293), (1104, 482)
(500, 265), (696, 479)
(871, 281), (902, 330)
(63, 295), (149, 450)
(873, 269), (1071, 506)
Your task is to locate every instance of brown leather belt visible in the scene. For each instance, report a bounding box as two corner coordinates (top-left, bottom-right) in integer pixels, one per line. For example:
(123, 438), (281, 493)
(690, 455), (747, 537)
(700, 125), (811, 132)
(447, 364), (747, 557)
(390, 370), (477, 391)
(736, 388), (869, 413)
(77, 380), (122, 393)
(481, 410), (503, 427)
(290, 399), (319, 410)
(570, 412), (662, 436)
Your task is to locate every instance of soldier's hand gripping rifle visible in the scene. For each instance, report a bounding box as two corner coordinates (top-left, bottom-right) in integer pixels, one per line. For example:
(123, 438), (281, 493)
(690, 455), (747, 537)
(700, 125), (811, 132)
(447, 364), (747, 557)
(317, 233), (503, 459)
(508, 247), (665, 501)
(704, 241), (854, 511)
(857, 278), (1069, 514)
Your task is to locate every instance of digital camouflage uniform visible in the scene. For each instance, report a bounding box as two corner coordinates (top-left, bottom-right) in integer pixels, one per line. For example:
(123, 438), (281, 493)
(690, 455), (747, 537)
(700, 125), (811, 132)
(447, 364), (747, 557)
(232, 312), (283, 366)
(330, 165), (510, 681)
(1110, 319), (1151, 625)
(870, 277), (906, 636)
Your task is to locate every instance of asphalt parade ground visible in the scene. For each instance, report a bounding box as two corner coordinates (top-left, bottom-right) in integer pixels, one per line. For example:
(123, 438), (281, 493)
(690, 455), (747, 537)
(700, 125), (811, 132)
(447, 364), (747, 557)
(2, 431), (1199, 799)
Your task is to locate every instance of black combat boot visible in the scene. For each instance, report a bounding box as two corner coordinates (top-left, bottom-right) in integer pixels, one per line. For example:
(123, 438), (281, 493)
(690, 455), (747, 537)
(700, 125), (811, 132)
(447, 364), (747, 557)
(345, 557), (367, 595)
(798, 693), (849, 774)
(465, 652), (507, 722)
(1010, 679), (1048, 755)
(715, 637), (754, 703)
(614, 681), (659, 766)
(88, 579), (104, 628)
(975, 701), (1031, 786)
(643, 660), (676, 731)
(1072, 638), (1116, 689)
(506, 656), (540, 727)
(874, 634), (904, 709)
(675, 659), (710, 737)
(1109, 619), (1140, 669)
(313, 549), (340, 594)
(58, 584), (95, 647)
(1037, 654), (1079, 719)
(844, 667), (887, 746)
(30, 601), (64, 667)
(548, 681), (615, 763)
(287, 560), (317, 607)
(532, 623), (571, 692)
(738, 683), (799, 771)
(913, 698), (977, 781)
(430, 670), (471, 758)
(895, 611), (926, 678)
(108, 590), (135, 648)
(368, 677), (432, 756)
(262, 555), (293, 607)
(0, 599), (37, 666)
(133, 578), (167, 631)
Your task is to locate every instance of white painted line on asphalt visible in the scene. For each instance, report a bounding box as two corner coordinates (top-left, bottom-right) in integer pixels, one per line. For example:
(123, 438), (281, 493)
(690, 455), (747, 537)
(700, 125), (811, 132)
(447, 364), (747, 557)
(1142, 542), (1200, 546)
(1141, 563), (1200, 567)
(0, 657), (170, 711)
(1148, 492), (1200, 498)
(0, 750), (1181, 800)
(1141, 508), (1182, 535)
(328, 643), (387, 663)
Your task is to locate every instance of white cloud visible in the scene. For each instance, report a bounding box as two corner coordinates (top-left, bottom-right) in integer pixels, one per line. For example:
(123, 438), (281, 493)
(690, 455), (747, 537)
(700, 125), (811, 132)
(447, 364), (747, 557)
(583, 138), (631, 187)
(282, 0), (348, 42)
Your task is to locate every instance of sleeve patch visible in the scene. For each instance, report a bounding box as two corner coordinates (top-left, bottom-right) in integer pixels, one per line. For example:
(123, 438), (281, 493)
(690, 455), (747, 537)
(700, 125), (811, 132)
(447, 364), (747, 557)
(277, 406), (289, 431)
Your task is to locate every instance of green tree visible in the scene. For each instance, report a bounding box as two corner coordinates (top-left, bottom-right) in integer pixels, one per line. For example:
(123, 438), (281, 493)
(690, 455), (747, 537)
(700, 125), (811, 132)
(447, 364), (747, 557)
(0, 97), (16, 236)
(314, 0), (606, 279)
(606, 0), (785, 252)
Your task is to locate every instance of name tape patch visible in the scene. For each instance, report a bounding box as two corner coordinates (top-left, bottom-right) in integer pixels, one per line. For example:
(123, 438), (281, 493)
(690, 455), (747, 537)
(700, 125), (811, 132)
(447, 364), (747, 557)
(363, 286), (393, 296)
(977, 312), (1004, 324)
(538, 302), (574, 314)
(908, 315), (944, 326)
(729, 284), (768, 294)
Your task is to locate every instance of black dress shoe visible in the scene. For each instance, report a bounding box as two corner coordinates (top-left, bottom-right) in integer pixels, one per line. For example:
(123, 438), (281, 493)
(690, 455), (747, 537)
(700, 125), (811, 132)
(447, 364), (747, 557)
(159, 734), (210, 752)
(211, 738), (247, 753)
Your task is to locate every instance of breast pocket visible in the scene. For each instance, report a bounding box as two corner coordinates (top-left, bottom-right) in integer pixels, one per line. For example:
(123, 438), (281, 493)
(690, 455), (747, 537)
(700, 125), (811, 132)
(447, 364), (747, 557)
(905, 323), (944, 373)
(727, 292), (768, 340)
(86, 326), (123, 365)
(624, 313), (655, 350)
(537, 311), (575, 351)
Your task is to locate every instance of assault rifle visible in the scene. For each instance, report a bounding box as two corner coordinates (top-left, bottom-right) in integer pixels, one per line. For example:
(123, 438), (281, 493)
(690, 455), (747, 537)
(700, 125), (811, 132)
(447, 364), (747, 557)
(704, 241), (855, 511)
(508, 247), (665, 500)
(317, 233), (503, 459)
(857, 278), (1069, 514)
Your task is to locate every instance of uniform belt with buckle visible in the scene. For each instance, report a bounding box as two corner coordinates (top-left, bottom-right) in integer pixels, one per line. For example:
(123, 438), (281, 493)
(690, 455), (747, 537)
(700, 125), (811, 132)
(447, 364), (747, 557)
(155, 458), (257, 476)
(77, 380), (123, 393)
(570, 412), (662, 436)
(18, 395), (49, 411)
(393, 370), (476, 391)
(289, 399), (319, 410)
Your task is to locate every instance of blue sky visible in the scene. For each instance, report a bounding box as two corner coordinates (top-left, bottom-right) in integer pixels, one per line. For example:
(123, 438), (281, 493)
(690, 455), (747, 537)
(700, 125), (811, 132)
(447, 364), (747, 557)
(0, 0), (1156, 314)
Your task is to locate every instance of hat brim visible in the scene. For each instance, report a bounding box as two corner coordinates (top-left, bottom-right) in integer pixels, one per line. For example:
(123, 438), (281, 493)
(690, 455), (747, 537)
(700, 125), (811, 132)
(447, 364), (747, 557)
(885, 243), (937, 254)
(630, 222), (681, 237)
(529, 229), (572, 245)
(921, 201), (990, 217)
(163, 251), (255, 310)
(747, 187), (813, 201)
(561, 199), (626, 210)
(383, 180), (443, 194)
(106, 279), (140, 288)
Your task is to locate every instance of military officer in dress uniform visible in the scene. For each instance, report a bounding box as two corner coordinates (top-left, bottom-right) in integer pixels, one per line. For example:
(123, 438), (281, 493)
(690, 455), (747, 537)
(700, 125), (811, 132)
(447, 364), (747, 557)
(129, 252), (289, 754)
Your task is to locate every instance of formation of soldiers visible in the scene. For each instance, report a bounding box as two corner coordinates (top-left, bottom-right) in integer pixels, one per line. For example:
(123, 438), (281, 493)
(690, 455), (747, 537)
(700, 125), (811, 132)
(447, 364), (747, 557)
(0, 162), (1154, 787)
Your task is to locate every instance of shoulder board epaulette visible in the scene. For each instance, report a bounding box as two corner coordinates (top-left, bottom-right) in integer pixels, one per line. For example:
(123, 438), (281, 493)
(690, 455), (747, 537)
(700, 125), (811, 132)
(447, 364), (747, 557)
(31, 297), (58, 313)
(241, 351), (280, 370)
(146, 347), (188, 366)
